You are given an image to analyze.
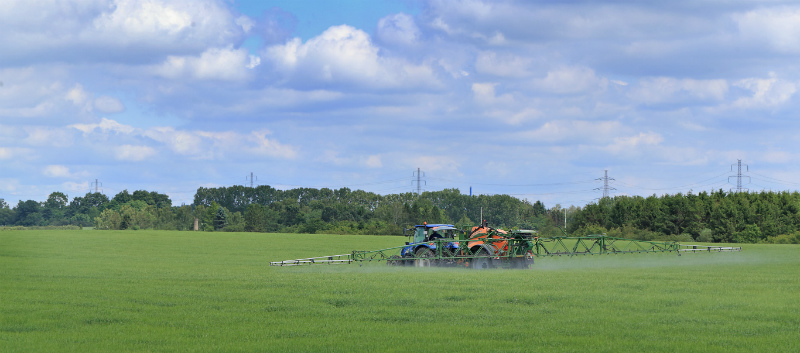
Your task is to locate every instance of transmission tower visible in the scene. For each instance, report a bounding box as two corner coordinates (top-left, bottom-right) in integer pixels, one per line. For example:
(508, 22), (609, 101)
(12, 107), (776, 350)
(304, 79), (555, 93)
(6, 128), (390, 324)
(90, 179), (103, 194)
(728, 159), (750, 193)
(595, 170), (616, 198)
(246, 172), (257, 188)
(412, 168), (426, 195)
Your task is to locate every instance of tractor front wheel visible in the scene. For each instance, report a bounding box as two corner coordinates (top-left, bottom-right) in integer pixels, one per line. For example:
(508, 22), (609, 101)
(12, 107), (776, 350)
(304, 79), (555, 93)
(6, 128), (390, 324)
(415, 248), (435, 267)
(387, 255), (403, 266)
(471, 248), (493, 269)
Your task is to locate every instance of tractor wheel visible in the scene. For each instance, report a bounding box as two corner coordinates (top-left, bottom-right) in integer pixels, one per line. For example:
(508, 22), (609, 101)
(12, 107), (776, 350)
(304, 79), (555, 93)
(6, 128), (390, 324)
(387, 255), (403, 266)
(471, 248), (493, 270)
(415, 248), (435, 267)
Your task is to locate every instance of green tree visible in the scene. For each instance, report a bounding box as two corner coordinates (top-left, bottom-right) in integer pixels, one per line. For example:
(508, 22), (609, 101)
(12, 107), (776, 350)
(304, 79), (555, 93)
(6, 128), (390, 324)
(0, 199), (14, 226)
(15, 200), (43, 226)
(43, 192), (69, 225)
(213, 206), (227, 230)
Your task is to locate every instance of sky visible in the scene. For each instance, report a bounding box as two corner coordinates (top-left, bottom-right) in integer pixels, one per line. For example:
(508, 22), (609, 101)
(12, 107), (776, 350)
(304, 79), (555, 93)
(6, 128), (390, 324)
(2, 0), (800, 209)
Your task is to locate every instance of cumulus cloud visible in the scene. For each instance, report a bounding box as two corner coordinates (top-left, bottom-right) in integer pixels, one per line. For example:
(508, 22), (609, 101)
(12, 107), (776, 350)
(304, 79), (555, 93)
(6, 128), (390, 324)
(734, 7), (800, 53)
(71, 117), (136, 135)
(0, 0), (245, 65)
(485, 107), (542, 125)
(246, 130), (297, 159)
(43, 165), (73, 178)
(520, 120), (622, 144)
(531, 66), (607, 94)
(264, 25), (440, 90)
(472, 82), (513, 105)
(115, 145), (157, 161)
(604, 132), (663, 154)
(143, 126), (204, 156)
(143, 125), (296, 160)
(94, 96), (125, 113)
(730, 74), (797, 109)
(376, 13), (420, 46)
(153, 46), (260, 81)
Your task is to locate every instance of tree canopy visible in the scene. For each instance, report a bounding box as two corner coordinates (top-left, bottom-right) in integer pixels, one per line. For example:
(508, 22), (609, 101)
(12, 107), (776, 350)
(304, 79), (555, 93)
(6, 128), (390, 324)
(3, 186), (800, 244)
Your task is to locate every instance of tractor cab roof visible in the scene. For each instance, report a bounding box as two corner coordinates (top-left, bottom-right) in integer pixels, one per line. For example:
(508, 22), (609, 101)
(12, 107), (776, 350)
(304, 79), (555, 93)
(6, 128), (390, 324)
(415, 224), (455, 229)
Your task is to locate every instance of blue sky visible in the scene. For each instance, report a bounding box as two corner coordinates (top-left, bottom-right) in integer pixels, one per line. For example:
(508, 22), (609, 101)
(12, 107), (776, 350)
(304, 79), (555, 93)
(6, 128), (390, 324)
(2, 0), (800, 209)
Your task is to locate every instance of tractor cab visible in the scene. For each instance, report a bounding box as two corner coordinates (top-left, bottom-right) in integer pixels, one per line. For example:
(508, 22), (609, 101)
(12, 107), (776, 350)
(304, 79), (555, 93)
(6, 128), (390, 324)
(409, 223), (458, 243)
(401, 223), (460, 260)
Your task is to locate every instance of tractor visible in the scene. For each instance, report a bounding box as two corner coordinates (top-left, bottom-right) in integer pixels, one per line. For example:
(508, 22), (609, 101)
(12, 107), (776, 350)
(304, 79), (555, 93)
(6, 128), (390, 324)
(389, 223), (460, 267)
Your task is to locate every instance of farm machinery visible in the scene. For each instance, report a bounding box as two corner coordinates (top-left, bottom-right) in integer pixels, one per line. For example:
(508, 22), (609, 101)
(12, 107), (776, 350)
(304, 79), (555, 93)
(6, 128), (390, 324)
(269, 221), (741, 268)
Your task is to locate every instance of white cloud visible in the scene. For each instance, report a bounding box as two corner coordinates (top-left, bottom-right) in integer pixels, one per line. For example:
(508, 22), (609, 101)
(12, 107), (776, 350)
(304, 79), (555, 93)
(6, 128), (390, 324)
(264, 25), (439, 89)
(154, 46), (260, 81)
(246, 130), (297, 159)
(43, 165), (73, 178)
(143, 126), (203, 156)
(0, 147), (33, 160)
(475, 51), (531, 78)
(520, 120), (621, 143)
(376, 13), (420, 46)
(532, 66), (607, 94)
(142, 125), (297, 160)
(235, 15), (255, 33)
(730, 74), (797, 109)
(65, 84), (89, 106)
(604, 132), (663, 154)
(70, 117), (136, 135)
(1, 0), (244, 65)
(94, 95), (125, 113)
(115, 144), (157, 161)
(472, 82), (513, 105)
(734, 7), (800, 53)
(61, 181), (90, 194)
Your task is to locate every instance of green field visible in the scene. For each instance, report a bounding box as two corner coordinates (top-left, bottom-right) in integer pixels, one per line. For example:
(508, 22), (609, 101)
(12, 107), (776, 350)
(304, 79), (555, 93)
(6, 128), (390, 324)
(2, 230), (799, 352)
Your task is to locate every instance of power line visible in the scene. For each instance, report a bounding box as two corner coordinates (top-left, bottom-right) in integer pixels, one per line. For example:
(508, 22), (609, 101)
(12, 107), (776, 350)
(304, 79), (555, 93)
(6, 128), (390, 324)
(611, 171), (731, 191)
(426, 176), (597, 187)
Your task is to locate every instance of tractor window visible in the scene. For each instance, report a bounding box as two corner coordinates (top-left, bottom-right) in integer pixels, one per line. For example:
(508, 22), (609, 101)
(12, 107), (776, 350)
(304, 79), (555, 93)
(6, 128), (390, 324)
(414, 227), (426, 243)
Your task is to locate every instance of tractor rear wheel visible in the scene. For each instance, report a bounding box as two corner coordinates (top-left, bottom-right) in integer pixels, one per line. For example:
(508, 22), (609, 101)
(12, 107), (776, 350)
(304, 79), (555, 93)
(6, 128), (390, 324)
(471, 248), (493, 269)
(387, 255), (403, 266)
(415, 248), (435, 267)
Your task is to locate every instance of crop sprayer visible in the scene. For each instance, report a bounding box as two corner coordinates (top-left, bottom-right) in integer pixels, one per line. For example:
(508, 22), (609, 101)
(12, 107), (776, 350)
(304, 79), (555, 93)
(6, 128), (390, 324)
(269, 222), (741, 269)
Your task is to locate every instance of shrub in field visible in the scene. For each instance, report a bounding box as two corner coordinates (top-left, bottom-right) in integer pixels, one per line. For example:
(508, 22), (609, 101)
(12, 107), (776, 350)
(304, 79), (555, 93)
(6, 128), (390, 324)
(762, 231), (800, 244)
(697, 228), (714, 242)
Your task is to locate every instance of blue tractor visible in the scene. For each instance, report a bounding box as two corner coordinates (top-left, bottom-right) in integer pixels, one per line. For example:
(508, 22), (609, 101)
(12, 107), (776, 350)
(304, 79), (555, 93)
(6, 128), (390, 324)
(392, 223), (460, 267)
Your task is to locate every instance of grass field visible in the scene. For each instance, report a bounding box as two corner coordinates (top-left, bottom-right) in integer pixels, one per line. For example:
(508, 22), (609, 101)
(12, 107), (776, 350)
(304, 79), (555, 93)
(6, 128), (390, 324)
(2, 230), (799, 352)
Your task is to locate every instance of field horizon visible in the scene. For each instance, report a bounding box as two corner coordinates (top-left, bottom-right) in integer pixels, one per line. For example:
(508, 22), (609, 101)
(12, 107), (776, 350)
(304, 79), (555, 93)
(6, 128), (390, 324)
(2, 230), (798, 352)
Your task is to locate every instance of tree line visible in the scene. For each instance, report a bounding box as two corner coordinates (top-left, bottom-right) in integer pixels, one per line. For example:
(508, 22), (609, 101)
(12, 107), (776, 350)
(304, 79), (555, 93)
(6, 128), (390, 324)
(2, 186), (799, 243)
(568, 190), (800, 244)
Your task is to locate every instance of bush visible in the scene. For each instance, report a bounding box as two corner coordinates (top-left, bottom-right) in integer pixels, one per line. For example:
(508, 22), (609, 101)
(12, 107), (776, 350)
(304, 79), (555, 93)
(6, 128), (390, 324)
(762, 231), (800, 244)
(696, 228), (713, 242)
